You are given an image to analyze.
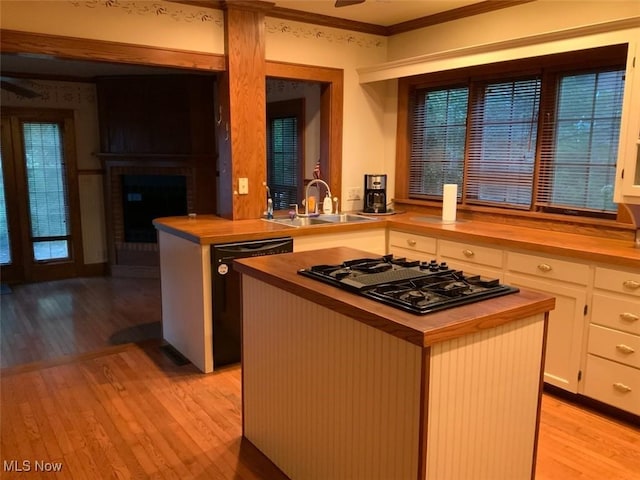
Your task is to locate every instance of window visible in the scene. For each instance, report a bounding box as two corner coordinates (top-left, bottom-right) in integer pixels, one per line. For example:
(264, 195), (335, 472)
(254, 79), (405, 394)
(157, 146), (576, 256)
(267, 99), (305, 210)
(403, 45), (627, 220)
(409, 87), (467, 198)
(537, 69), (625, 214)
(23, 122), (71, 261)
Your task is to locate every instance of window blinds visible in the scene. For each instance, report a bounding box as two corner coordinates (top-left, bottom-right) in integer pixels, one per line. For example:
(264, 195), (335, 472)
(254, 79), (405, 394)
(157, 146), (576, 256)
(409, 87), (468, 199)
(267, 116), (299, 209)
(536, 69), (624, 215)
(466, 78), (541, 209)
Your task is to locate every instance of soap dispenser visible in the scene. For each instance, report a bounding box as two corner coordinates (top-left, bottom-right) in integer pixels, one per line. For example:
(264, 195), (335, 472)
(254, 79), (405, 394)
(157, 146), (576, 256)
(322, 192), (332, 214)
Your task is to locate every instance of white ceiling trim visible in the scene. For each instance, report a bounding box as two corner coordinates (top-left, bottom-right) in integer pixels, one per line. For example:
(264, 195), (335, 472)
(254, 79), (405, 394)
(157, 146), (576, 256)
(357, 16), (640, 83)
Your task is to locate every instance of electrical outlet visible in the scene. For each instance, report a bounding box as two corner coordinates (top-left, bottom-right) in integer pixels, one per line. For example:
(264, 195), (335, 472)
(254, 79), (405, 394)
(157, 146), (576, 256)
(238, 177), (249, 195)
(347, 187), (361, 201)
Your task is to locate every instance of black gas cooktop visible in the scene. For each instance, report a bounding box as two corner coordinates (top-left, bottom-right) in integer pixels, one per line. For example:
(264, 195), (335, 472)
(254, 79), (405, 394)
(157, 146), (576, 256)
(298, 254), (519, 315)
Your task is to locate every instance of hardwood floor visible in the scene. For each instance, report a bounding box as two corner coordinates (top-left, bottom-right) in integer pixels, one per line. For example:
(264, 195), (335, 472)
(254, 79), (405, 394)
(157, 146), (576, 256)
(1, 276), (639, 479)
(0, 277), (162, 369)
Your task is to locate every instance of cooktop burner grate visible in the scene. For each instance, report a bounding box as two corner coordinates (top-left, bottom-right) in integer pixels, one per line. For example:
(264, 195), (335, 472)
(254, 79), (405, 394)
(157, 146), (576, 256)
(298, 254), (519, 315)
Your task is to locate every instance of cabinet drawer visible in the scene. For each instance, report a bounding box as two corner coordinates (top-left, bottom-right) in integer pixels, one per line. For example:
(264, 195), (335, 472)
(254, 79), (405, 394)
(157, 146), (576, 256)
(588, 324), (640, 369)
(506, 252), (589, 286)
(439, 240), (503, 268)
(584, 354), (640, 415)
(591, 293), (640, 335)
(388, 231), (436, 256)
(594, 267), (640, 297)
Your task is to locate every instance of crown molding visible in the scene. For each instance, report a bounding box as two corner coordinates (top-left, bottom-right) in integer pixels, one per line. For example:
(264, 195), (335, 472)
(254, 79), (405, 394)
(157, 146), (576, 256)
(358, 16), (640, 83)
(388, 0), (536, 35)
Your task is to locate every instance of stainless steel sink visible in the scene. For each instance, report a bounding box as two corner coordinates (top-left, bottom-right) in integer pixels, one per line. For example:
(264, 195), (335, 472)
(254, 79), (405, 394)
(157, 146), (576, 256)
(265, 216), (333, 227)
(263, 213), (376, 227)
(317, 213), (375, 223)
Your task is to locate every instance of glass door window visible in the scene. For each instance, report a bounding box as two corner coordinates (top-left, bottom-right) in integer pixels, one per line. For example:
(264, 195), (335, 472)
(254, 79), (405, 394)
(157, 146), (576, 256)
(23, 122), (71, 261)
(0, 153), (10, 265)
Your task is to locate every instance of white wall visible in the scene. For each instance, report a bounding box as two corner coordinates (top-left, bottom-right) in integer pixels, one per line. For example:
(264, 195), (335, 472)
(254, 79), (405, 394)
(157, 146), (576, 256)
(0, 80), (107, 265)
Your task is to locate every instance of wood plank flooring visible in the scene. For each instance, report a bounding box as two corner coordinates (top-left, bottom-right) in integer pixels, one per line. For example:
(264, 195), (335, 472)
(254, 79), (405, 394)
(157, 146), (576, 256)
(1, 276), (639, 479)
(0, 277), (162, 369)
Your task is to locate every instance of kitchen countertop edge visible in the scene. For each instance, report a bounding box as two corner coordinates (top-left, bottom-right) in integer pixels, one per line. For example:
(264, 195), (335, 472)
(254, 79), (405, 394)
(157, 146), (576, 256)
(153, 213), (640, 268)
(234, 246), (556, 347)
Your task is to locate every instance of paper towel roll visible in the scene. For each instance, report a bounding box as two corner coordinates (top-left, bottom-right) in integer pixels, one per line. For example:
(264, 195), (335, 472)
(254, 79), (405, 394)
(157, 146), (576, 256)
(442, 184), (457, 223)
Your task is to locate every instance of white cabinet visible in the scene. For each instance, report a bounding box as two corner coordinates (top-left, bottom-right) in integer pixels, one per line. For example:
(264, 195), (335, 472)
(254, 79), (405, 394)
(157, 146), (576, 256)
(614, 39), (640, 203)
(505, 252), (590, 393)
(439, 239), (503, 280)
(388, 230), (436, 258)
(584, 266), (640, 415)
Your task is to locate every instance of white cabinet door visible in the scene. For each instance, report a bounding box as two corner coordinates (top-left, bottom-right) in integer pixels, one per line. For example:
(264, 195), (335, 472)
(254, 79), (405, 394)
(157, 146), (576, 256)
(615, 39), (640, 202)
(505, 273), (587, 392)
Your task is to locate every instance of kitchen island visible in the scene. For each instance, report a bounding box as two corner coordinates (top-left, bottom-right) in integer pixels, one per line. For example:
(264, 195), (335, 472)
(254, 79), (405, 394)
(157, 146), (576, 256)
(234, 246), (555, 480)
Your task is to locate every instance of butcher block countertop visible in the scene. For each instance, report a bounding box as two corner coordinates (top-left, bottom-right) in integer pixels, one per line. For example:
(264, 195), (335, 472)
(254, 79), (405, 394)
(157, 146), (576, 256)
(234, 246), (555, 347)
(153, 212), (640, 269)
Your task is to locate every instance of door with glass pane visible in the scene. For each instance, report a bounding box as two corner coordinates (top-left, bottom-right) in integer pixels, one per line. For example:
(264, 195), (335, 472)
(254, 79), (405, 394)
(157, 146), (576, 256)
(0, 108), (82, 283)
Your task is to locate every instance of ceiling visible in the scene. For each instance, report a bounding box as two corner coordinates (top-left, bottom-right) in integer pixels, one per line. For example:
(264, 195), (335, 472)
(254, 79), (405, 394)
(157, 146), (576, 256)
(0, 0), (484, 80)
(272, 0), (480, 27)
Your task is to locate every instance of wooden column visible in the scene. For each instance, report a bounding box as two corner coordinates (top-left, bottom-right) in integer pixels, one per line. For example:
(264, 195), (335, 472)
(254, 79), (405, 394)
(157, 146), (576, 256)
(217, 1), (269, 220)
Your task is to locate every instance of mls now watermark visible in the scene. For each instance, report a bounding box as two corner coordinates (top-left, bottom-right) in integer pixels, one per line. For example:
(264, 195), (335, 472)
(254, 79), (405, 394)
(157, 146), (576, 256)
(4, 459), (64, 473)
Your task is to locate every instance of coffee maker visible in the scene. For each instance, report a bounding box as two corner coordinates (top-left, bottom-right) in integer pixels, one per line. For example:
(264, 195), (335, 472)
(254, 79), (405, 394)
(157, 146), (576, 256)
(363, 174), (387, 214)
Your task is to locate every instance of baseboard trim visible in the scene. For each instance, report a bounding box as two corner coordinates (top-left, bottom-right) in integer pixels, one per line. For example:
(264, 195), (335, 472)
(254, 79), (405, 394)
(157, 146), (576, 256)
(543, 383), (640, 427)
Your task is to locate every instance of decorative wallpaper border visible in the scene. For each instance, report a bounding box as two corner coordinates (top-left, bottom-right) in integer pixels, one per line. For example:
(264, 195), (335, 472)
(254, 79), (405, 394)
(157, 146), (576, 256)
(266, 19), (384, 49)
(68, 0), (223, 26)
(67, 1), (382, 49)
(0, 79), (96, 107)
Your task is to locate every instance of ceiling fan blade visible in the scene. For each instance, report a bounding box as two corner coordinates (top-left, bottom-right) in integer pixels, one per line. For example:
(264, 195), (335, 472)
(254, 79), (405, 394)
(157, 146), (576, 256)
(335, 0), (365, 7)
(0, 78), (41, 99)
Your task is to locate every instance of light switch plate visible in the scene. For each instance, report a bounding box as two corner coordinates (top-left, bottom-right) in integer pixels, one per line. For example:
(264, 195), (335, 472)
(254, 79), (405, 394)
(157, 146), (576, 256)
(238, 177), (249, 194)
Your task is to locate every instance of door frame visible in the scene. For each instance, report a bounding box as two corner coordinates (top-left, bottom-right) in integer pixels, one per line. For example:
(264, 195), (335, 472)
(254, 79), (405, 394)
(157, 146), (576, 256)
(1, 107), (84, 283)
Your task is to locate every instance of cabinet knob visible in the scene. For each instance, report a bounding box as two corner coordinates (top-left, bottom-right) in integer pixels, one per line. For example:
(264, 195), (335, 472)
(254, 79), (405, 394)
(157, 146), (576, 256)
(622, 280), (640, 290)
(537, 263), (552, 273)
(615, 344), (635, 354)
(407, 239), (417, 247)
(462, 249), (474, 257)
(612, 382), (632, 393)
(620, 312), (639, 322)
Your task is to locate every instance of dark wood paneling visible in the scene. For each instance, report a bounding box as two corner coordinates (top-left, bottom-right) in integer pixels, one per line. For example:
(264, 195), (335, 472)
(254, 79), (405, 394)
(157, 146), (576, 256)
(96, 75), (217, 271)
(96, 76), (216, 155)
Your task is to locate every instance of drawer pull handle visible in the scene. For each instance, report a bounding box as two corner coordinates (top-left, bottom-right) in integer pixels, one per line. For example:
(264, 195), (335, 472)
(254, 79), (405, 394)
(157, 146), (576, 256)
(622, 280), (640, 290)
(615, 344), (635, 354)
(620, 312), (639, 322)
(537, 263), (552, 273)
(612, 382), (632, 393)
(407, 239), (417, 247)
(462, 249), (474, 257)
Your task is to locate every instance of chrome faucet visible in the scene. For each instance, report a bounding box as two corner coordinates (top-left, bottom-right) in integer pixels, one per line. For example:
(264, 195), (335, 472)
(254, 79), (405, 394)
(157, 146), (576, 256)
(300, 179), (332, 217)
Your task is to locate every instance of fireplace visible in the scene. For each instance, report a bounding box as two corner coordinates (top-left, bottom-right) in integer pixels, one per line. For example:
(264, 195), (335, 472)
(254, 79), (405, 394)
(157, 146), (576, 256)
(103, 162), (196, 276)
(121, 174), (188, 243)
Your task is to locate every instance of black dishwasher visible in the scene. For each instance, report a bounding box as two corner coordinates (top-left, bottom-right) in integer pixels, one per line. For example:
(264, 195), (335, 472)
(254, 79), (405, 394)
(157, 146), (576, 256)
(211, 237), (293, 368)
